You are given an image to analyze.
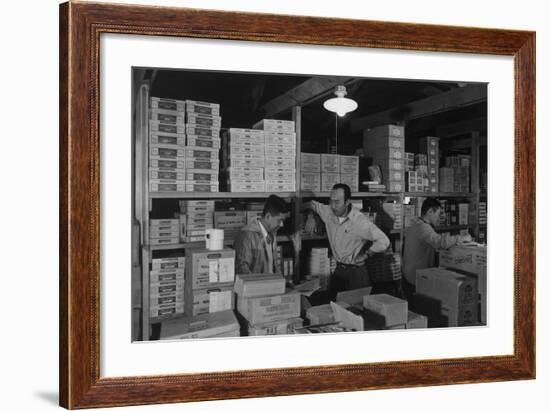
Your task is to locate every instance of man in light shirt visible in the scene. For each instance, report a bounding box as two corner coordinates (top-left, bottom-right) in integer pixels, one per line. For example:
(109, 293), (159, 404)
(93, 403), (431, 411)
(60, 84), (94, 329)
(305, 183), (390, 299)
(234, 195), (289, 274)
(401, 197), (472, 301)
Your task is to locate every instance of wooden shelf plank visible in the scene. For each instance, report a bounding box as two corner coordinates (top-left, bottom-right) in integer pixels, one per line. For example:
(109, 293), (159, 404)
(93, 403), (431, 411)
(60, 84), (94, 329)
(404, 192), (475, 198)
(302, 191), (401, 198)
(149, 192), (296, 199)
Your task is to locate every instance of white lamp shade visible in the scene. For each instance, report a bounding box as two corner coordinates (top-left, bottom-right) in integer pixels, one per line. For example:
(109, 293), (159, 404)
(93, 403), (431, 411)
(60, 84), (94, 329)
(323, 96), (358, 117)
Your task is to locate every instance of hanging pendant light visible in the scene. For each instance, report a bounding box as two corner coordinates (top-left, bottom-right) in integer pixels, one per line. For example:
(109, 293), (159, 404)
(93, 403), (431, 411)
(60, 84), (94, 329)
(323, 85), (358, 117)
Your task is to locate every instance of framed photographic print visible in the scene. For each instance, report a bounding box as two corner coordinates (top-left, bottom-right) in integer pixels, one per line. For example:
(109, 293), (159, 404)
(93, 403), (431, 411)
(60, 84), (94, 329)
(59, 1), (535, 408)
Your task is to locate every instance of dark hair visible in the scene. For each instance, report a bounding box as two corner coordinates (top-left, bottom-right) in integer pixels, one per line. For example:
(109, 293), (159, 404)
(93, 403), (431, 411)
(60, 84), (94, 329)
(262, 195), (288, 217)
(421, 197), (442, 216)
(331, 183), (351, 201)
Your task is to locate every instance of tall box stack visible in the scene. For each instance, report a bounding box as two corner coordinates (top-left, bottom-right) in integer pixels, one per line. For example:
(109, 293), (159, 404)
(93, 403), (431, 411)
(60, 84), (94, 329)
(416, 267), (478, 327)
(178, 200), (214, 243)
(254, 119), (297, 192)
(149, 97), (186, 193)
(439, 167), (454, 192)
(418, 136), (440, 193)
(321, 154), (340, 191)
(149, 257), (185, 319)
(404, 152), (415, 171)
(363, 124), (405, 192)
(184, 248), (236, 317)
(300, 153), (321, 191)
(223, 128), (266, 192)
(308, 247), (331, 290)
(414, 154), (429, 192)
(339, 155), (359, 192)
(406, 170), (425, 192)
(184, 100), (221, 192)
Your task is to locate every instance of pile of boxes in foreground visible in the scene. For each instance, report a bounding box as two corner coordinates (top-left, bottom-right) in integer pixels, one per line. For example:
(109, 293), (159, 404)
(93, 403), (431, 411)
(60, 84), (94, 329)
(222, 119), (296, 192)
(159, 247), (240, 338)
(304, 289), (427, 332)
(149, 97), (220, 193)
(300, 153), (359, 192)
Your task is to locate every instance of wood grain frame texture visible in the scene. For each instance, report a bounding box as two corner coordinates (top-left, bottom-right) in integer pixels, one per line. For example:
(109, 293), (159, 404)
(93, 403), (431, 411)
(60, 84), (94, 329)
(59, 1), (536, 409)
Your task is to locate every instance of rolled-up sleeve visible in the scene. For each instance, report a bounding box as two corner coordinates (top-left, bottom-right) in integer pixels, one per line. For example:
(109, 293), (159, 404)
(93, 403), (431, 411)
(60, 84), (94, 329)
(421, 227), (457, 250)
(311, 200), (331, 224)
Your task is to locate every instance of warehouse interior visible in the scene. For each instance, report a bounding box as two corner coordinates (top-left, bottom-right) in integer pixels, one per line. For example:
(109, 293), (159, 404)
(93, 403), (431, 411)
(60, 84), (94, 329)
(131, 67), (488, 341)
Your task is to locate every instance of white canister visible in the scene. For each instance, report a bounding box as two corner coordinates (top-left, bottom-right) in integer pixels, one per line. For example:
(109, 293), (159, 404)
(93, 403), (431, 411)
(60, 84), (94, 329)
(205, 228), (224, 250)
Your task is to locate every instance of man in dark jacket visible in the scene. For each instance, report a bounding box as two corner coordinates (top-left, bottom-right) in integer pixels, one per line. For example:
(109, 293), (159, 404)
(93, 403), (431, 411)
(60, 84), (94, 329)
(234, 195), (289, 274)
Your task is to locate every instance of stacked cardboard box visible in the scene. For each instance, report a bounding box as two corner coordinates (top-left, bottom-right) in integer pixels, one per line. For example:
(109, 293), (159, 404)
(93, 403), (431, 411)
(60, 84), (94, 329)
(439, 245), (487, 324)
(223, 128), (266, 192)
(300, 153), (321, 191)
(382, 201), (402, 230)
(307, 248), (331, 290)
(414, 153), (429, 192)
(363, 294), (408, 328)
(339, 155), (359, 192)
(184, 100), (221, 192)
(439, 167), (454, 192)
(320, 154), (340, 192)
(235, 274), (301, 335)
(363, 124), (405, 192)
(406, 170), (425, 192)
(442, 155), (471, 193)
(149, 97), (187, 193)
(416, 267), (478, 327)
(184, 248), (236, 317)
(160, 309), (240, 339)
(254, 119), (296, 192)
(406, 310), (428, 329)
(214, 210), (247, 242)
(418, 136), (440, 193)
(178, 200), (215, 243)
(149, 219), (180, 246)
(404, 152), (415, 171)
(149, 257), (185, 318)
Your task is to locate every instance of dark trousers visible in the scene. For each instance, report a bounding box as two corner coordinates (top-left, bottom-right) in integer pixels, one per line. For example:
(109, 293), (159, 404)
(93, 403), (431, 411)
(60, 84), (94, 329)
(329, 263), (371, 301)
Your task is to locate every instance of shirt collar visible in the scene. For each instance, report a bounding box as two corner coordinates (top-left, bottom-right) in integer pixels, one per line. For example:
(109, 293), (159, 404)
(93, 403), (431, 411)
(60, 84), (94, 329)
(258, 220), (269, 239)
(332, 205), (359, 224)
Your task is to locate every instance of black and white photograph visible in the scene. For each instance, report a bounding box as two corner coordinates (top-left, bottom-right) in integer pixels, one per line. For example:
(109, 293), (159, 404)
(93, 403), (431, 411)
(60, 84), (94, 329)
(131, 68), (488, 341)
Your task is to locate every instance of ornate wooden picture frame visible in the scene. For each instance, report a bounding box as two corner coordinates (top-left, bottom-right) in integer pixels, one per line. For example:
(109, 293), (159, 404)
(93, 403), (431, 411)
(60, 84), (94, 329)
(59, 1), (535, 408)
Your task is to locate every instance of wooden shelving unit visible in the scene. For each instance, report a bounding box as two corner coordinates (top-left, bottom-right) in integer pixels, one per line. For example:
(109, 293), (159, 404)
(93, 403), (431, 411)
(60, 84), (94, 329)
(133, 82), (486, 341)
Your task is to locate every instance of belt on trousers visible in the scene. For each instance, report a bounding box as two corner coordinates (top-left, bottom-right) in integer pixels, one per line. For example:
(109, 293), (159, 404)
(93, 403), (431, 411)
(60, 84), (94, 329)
(336, 262), (363, 269)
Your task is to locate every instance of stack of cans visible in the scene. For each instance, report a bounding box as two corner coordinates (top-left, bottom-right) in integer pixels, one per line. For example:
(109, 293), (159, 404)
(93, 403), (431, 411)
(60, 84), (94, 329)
(255, 119), (297, 192)
(149, 97), (186, 193)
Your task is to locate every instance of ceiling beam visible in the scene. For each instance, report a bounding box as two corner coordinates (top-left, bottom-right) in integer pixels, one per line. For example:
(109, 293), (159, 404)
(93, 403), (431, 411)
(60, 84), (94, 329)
(260, 76), (355, 118)
(351, 84), (487, 132)
(436, 117), (487, 138)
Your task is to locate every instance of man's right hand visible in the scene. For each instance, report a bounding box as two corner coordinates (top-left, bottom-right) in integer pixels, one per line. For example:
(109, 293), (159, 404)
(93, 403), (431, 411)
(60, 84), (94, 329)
(304, 213), (317, 234)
